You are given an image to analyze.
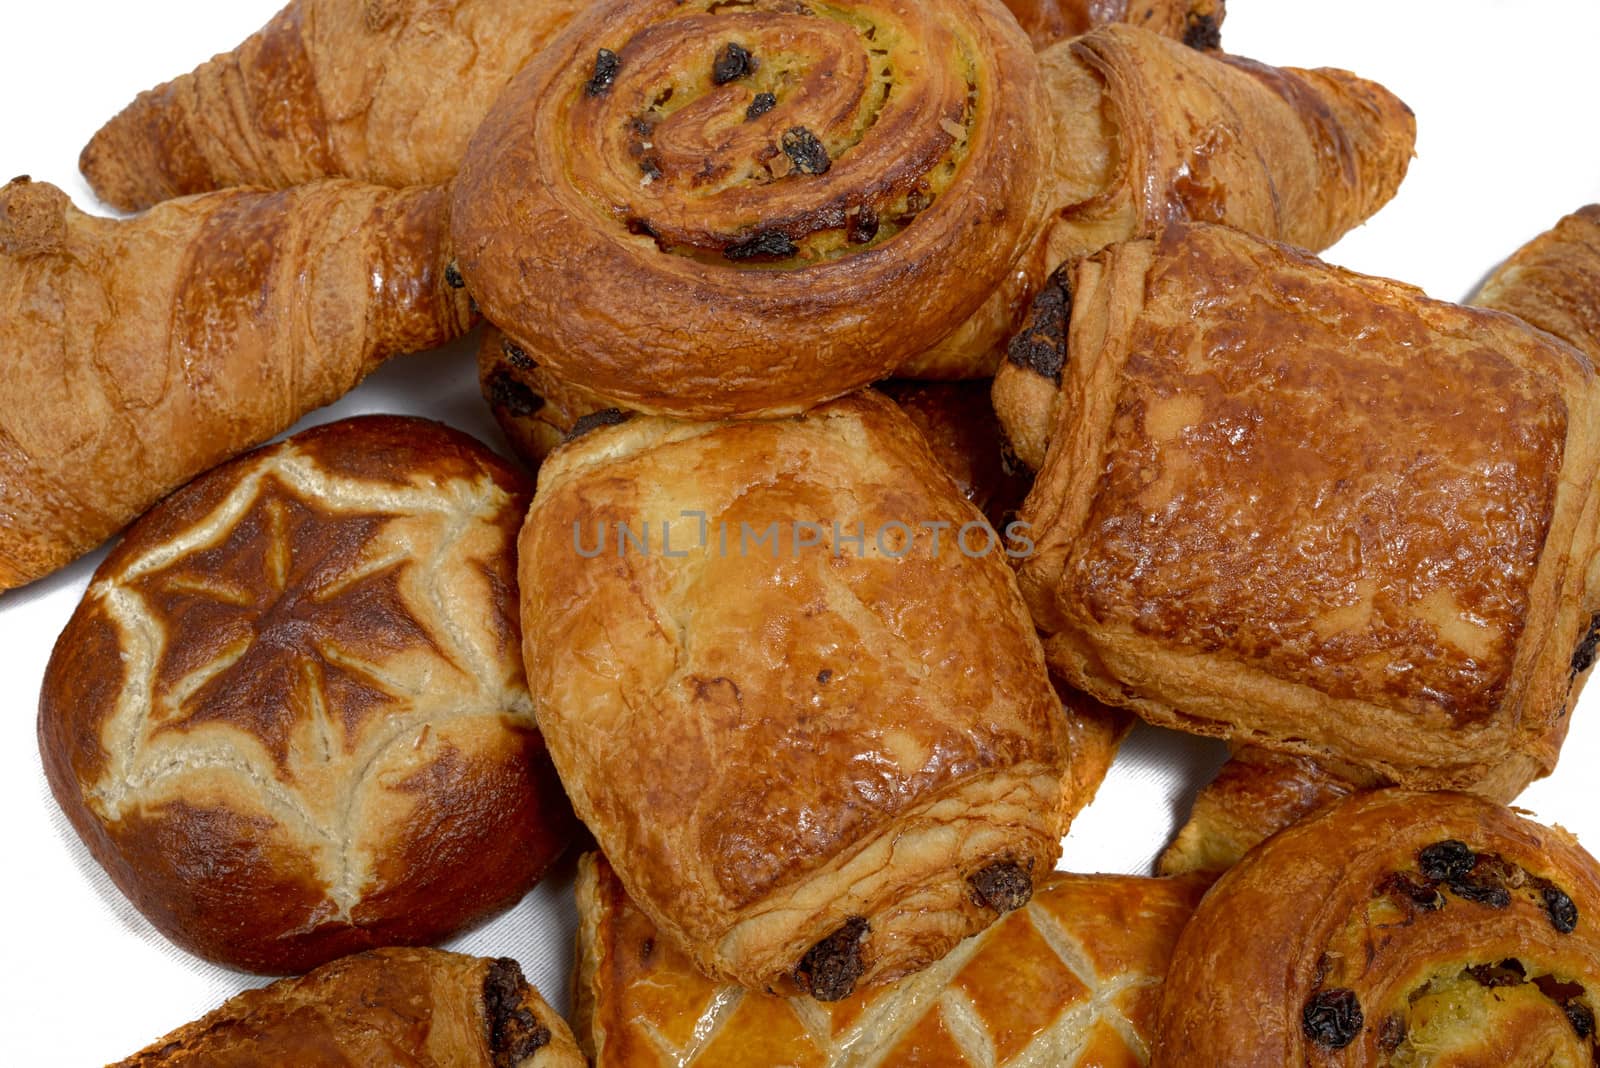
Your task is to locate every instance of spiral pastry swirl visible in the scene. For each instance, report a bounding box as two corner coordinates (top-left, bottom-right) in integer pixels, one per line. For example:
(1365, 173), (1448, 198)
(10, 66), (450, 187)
(452, 0), (1047, 418)
(1155, 791), (1600, 1066)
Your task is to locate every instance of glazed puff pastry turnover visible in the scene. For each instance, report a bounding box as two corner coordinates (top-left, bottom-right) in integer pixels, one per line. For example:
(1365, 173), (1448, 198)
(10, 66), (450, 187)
(999, 222), (1600, 789)
(575, 853), (1205, 1067)
(520, 392), (1074, 998)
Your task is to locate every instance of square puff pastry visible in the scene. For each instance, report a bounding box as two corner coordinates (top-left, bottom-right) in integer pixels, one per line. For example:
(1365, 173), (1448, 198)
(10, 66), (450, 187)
(1013, 222), (1600, 788)
(519, 392), (1074, 999)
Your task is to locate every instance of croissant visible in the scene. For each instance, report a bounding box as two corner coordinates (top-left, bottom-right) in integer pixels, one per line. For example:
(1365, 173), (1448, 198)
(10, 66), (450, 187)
(80, 0), (589, 213)
(575, 852), (1205, 1066)
(460, 12), (1412, 415)
(0, 177), (470, 591)
(1475, 204), (1600, 362)
(1002, 222), (1600, 789)
(518, 391), (1076, 997)
(113, 948), (585, 1067)
(1154, 791), (1600, 1064)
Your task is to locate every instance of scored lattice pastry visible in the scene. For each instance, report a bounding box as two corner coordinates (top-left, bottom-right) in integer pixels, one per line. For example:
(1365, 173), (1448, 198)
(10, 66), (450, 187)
(1155, 791), (1600, 1065)
(78, 0), (1228, 213)
(996, 222), (1600, 789)
(112, 948), (585, 1067)
(575, 853), (1205, 1066)
(519, 391), (1079, 998)
(39, 416), (574, 973)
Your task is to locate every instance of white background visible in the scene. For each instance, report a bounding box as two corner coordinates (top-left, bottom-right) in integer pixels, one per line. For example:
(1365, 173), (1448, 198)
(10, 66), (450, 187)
(2, 1), (1599, 1062)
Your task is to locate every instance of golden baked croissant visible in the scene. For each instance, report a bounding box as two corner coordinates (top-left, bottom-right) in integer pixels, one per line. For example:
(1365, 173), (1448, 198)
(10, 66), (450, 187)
(113, 948), (585, 1067)
(80, 0), (589, 213)
(458, 10), (1413, 415)
(0, 177), (471, 591)
(1001, 222), (1600, 789)
(1155, 791), (1600, 1065)
(1475, 204), (1600, 362)
(1004, 0), (1224, 51)
(576, 852), (1205, 1066)
(519, 391), (1074, 998)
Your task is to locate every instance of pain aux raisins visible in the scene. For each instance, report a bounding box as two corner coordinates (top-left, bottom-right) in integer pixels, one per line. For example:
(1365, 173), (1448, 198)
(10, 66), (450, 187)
(1302, 988), (1363, 1050)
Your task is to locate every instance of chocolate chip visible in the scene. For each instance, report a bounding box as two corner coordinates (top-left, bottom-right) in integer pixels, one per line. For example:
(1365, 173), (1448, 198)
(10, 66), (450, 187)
(1466, 959), (1526, 988)
(713, 42), (754, 84)
(1544, 885), (1580, 934)
(1183, 12), (1222, 50)
(1006, 267), (1071, 384)
(488, 373), (545, 418)
(1418, 840), (1476, 883)
(586, 49), (620, 96)
(969, 860), (1033, 913)
(1377, 1014), (1406, 1053)
(1448, 876), (1512, 910)
(724, 228), (798, 261)
(795, 917), (868, 1002)
(746, 92), (777, 120)
(847, 205), (879, 245)
(501, 338), (535, 370)
(567, 408), (632, 442)
(1302, 988), (1363, 1050)
(444, 261), (466, 289)
(782, 126), (831, 175)
(483, 958), (552, 1068)
(1572, 612), (1600, 676)
(1567, 1001), (1597, 1039)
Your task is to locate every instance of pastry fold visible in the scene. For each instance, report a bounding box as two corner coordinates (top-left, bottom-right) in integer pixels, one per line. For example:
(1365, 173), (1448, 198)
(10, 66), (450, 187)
(1155, 791), (1600, 1065)
(575, 852), (1204, 1066)
(1003, 0), (1224, 51)
(1475, 204), (1600, 363)
(113, 948), (585, 1067)
(1008, 222), (1600, 788)
(519, 392), (1074, 997)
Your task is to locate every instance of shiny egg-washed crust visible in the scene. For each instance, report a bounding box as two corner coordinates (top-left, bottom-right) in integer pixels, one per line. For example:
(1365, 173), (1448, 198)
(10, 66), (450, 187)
(113, 948), (585, 1067)
(1155, 791), (1600, 1066)
(1010, 223), (1600, 789)
(1004, 0), (1224, 51)
(575, 853), (1205, 1067)
(39, 416), (575, 974)
(80, 0), (590, 213)
(0, 176), (472, 592)
(1475, 205), (1600, 364)
(479, 326), (617, 469)
(453, 0), (1050, 417)
(521, 391), (1072, 997)
(911, 24), (1415, 381)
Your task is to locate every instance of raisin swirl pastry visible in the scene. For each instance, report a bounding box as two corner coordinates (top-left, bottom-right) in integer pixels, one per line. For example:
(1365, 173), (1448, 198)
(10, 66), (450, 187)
(519, 391), (1075, 998)
(1001, 222), (1600, 788)
(1155, 791), (1600, 1065)
(452, 0), (1050, 418)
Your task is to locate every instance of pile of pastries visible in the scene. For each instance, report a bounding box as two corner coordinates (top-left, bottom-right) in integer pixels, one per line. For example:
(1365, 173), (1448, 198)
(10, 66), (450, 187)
(6, 0), (1600, 1064)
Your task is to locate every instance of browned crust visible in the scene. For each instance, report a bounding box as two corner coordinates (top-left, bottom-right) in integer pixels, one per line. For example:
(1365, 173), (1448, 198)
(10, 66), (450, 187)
(522, 391), (1071, 993)
(0, 177), (472, 592)
(1155, 791), (1600, 1065)
(112, 947), (586, 1067)
(80, 0), (589, 212)
(38, 416), (575, 974)
(1475, 205), (1600, 365)
(1003, 0), (1226, 52)
(1014, 223), (1600, 788)
(452, 0), (1049, 418)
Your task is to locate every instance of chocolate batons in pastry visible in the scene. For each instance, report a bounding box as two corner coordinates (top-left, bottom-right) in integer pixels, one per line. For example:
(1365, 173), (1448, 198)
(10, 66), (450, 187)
(0, 176), (472, 591)
(1001, 222), (1600, 790)
(575, 852), (1205, 1066)
(1154, 791), (1600, 1065)
(453, 0), (1051, 418)
(39, 416), (574, 974)
(520, 391), (1074, 998)
(113, 948), (585, 1067)
(80, 0), (589, 213)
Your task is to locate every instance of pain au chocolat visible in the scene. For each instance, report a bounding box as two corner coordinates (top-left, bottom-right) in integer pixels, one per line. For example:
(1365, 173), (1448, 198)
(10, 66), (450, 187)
(113, 948), (584, 1067)
(575, 852), (1204, 1066)
(1154, 791), (1600, 1065)
(519, 391), (1077, 999)
(39, 416), (574, 973)
(998, 221), (1600, 789)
